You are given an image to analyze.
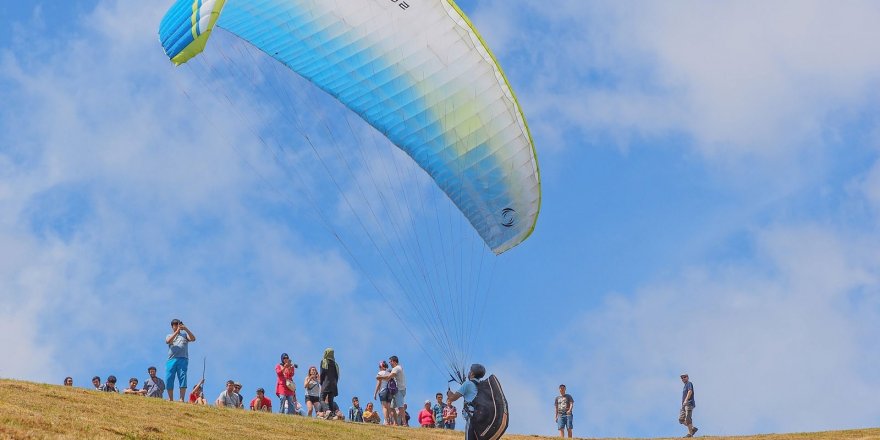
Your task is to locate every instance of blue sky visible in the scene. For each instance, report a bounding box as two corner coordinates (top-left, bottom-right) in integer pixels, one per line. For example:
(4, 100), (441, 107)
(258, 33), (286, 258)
(1, 0), (880, 437)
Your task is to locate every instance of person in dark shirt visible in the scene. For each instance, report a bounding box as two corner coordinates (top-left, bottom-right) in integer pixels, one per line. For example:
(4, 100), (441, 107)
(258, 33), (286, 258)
(680, 374), (698, 437)
(554, 384), (574, 438)
(320, 348), (340, 417)
(233, 382), (244, 408)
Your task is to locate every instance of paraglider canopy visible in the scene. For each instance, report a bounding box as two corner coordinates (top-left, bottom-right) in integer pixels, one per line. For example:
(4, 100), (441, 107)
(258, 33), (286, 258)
(157, 0), (541, 378)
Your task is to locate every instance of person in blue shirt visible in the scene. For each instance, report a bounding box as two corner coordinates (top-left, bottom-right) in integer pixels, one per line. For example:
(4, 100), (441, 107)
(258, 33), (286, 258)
(680, 373), (698, 437)
(446, 363), (485, 440)
(348, 396), (364, 422)
(432, 392), (445, 428)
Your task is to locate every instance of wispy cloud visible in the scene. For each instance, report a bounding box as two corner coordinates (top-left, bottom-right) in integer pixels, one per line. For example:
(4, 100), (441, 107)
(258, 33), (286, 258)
(0, 0), (367, 383)
(473, 1), (880, 163)
(2, 2), (880, 438)
(531, 222), (880, 437)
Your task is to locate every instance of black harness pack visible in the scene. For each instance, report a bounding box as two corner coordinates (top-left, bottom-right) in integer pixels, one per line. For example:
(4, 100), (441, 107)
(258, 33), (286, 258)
(464, 374), (509, 440)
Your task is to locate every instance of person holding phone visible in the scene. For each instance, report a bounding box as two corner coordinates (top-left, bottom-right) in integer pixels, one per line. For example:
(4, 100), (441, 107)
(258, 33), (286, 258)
(165, 318), (196, 402)
(303, 366), (321, 416)
(275, 353), (297, 414)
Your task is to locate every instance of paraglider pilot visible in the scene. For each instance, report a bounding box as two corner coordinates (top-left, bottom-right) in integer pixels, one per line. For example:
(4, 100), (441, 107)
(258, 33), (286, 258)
(447, 363), (485, 440)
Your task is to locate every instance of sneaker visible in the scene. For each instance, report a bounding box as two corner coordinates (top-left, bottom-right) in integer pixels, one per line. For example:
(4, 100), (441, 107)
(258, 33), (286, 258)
(692, 427), (699, 436)
(683, 435), (693, 438)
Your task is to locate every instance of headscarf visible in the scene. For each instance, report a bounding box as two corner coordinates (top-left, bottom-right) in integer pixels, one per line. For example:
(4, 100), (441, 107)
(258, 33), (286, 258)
(321, 347), (339, 375)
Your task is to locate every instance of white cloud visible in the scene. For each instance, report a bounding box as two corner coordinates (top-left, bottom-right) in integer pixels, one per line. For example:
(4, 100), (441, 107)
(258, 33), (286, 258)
(0, 1), (467, 409)
(3, 4), (880, 438)
(472, 0), (880, 163)
(0, 0), (366, 384)
(554, 224), (880, 437)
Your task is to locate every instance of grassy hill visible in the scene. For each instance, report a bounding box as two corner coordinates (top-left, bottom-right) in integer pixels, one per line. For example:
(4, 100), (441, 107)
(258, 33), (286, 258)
(1, 380), (877, 439)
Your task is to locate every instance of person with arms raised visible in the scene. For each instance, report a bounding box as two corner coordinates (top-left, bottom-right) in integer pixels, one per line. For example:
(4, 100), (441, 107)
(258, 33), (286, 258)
(165, 318), (196, 402)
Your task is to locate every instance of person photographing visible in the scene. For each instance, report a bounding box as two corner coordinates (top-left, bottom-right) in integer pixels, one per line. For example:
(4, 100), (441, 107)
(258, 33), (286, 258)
(165, 318), (196, 402)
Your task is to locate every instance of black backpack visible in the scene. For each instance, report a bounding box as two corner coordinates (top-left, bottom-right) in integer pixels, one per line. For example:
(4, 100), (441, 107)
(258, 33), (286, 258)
(465, 374), (509, 440)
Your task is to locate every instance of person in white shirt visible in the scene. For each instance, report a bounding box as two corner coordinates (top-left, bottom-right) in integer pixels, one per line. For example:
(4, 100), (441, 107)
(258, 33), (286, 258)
(373, 360), (393, 425)
(216, 380), (241, 408)
(386, 355), (406, 425)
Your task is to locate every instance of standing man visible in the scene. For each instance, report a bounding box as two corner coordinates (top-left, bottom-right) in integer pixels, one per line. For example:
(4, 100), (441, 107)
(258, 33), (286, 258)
(386, 355), (407, 425)
(432, 392), (445, 428)
(165, 318), (196, 402)
(447, 363), (485, 440)
(143, 366), (166, 398)
(554, 384), (574, 438)
(680, 374), (698, 437)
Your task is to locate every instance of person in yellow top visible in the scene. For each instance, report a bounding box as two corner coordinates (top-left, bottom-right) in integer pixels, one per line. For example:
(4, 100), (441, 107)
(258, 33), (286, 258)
(363, 402), (381, 423)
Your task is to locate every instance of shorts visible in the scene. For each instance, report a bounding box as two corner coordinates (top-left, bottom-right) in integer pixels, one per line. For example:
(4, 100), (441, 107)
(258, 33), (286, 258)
(165, 357), (188, 389)
(680, 406), (694, 425)
(556, 413), (573, 430)
(390, 388), (406, 409)
(378, 389), (391, 403)
(307, 395), (320, 404)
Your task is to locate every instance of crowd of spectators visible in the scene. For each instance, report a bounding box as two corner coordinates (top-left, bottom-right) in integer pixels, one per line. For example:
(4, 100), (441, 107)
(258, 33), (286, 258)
(60, 318), (460, 429)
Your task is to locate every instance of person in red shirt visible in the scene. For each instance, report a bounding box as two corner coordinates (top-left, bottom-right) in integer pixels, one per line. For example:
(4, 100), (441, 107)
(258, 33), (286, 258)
(188, 378), (206, 404)
(275, 353), (297, 414)
(251, 388), (273, 412)
(418, 400), (435, 427)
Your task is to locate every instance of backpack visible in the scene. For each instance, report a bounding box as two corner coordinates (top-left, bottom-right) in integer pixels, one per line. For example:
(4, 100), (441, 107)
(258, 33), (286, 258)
(388, 377), (398, 395)
(464, 374), (509, 440)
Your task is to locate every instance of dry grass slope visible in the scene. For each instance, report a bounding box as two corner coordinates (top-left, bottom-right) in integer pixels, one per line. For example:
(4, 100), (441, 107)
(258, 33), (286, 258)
(0, 380), (878, 440)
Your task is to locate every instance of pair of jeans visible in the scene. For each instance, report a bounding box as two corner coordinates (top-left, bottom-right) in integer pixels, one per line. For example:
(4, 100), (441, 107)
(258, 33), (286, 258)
(557, 413), (573, 430)
(279, 395), (295, 414)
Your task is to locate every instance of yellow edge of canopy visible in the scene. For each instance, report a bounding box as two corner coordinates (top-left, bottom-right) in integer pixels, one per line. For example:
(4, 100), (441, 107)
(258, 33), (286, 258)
(171, 0), (228, 66)
(446, 0), (542, 253)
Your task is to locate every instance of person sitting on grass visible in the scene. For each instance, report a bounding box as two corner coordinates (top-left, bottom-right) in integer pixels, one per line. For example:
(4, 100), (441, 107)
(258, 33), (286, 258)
(363, 402), (380, 424)
(418, 400), (435, 427)
(188, 378), (205, 403)
(233, 382), (244, 409)
(143, 366), (165, 398)
(123, 378), (146, 395)
(63, 377), (73, 386)
(402, 403), (411, 426)
(250, 388), (272, 412)
(216, 380), (241, 408)
(192, 389), (207, 405)
(92, 376), (101, 390)
(316, 401), (344, 420)
(99, 375), (119, 393)
(348, 396), (364, 422)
